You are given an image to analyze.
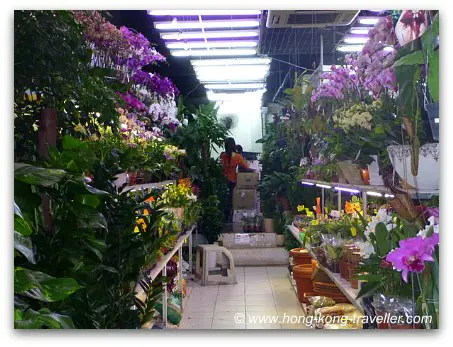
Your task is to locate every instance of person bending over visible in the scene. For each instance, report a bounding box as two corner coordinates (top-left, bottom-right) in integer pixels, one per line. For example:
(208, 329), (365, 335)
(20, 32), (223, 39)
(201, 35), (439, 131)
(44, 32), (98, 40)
(220, 138), (254, 222)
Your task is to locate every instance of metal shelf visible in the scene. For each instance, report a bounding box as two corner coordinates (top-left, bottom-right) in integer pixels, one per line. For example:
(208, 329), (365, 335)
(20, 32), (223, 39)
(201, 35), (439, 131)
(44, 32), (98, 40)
(286, 224), (364, 313)
(301, 178), (439, 197)
(135, 224), (196, 329)
(122, 180), (175, 193)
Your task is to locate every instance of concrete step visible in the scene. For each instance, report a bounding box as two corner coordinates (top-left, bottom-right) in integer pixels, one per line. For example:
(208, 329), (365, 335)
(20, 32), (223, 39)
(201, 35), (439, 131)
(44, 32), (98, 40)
(228, 247), (289, 266)
(219, 232), (285, 248)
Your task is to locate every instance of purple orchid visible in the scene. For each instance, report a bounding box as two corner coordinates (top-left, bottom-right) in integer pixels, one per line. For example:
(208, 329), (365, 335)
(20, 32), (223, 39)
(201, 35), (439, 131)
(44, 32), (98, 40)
(386, 234), (439, 282)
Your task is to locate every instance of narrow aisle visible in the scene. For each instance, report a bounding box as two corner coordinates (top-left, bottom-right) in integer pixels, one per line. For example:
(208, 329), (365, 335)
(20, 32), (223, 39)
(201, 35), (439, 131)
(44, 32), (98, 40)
(180, 266), (310, 329)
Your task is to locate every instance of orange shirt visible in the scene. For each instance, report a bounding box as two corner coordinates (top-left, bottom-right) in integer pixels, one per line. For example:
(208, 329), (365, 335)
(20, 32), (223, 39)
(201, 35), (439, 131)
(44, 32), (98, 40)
(220, 152), (249, 183)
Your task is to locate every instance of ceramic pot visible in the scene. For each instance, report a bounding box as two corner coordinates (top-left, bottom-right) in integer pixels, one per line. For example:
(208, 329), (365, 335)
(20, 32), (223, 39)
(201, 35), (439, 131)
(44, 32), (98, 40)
(395, 10), (428, 47)
(263, 218), (275, 233)
(360, 167), (370, 185)
(290, 248), (312, 265)
(276, 234), (285, 247)
(292, 264), (314, 303)
(387, 143), (439, 190)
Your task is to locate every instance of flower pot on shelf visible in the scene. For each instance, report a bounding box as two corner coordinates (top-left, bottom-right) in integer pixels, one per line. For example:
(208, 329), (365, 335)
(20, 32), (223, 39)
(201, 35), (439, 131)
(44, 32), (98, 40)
(360, 167), (370, 185)
(292, 264), (314, 303)
(387, 143), (439, 190)
(263, 218), (275, 233)
(338, 160), (363, 185)
(276, 234), (285, 247)
(367, 155), (384, 186)
(290, 248), (312, 266)
(426, 103), (439, 141)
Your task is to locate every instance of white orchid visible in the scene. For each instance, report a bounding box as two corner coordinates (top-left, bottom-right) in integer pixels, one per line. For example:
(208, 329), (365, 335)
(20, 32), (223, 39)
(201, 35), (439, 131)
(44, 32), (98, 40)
(417, 216), (440, 239)
(355, 240), (375, 259)
(364, 209), (393, 237)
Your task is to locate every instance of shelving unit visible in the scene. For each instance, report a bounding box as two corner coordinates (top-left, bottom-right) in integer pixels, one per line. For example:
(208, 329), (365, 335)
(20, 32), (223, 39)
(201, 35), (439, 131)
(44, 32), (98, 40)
(121, 180), (175, 193)
(300, 178), (439, 217)
(135, 224), (196, 329)
(286, 224), (364, 314)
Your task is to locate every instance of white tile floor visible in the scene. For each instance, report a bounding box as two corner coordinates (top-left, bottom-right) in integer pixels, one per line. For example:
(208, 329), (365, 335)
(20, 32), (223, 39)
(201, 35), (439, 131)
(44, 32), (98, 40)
(180, 266), (310, 330)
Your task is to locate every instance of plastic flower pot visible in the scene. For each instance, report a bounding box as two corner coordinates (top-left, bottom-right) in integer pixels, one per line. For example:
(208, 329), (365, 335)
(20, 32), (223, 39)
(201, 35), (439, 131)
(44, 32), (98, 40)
(426, 103), (439, 141)
(290, 248), (312, 265)
(292, 264), (314, 303)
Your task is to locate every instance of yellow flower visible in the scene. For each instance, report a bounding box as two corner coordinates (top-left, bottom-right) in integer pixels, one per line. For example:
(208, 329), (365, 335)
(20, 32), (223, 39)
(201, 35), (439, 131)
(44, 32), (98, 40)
(350, 227), (357, 237)
(74, 123), (87, 135)
(297, 205), (305, 212)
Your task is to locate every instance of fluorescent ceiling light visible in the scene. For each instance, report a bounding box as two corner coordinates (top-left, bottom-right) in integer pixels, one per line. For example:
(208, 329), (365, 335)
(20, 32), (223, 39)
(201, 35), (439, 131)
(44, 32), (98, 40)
(194, 65), (269, 74)
(301, 181), (315, 186)
(205, 83), (265, 90)
(349, 27), (372, 35)
(191, 57), (271, 66)
(172, 48), (257, 57)
(334, 187), (360, 193)
(155, 19), (260, 30)
(161, 30), (260, 40)
(384, 194), (395, 198)
(149, 10), (261, 16)
(337, 45), (364, 52)
(367, 191), (383, 197)
(344, 35), (369, 44)
(167, 40), (258, 49)
(358, 17), (380, 25)
(207, 89), (266, 101)
(383, 46), (395, 52)
(316, 184), (332, 189)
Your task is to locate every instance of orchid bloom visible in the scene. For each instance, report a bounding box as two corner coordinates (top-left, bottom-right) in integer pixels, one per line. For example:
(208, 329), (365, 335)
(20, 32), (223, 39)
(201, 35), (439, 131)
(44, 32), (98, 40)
(386, 234), (439, 282)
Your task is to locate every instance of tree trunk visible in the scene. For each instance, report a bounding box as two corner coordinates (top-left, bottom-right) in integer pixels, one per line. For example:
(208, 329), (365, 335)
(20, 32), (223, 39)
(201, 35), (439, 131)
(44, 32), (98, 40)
(38, 108), (58, 233)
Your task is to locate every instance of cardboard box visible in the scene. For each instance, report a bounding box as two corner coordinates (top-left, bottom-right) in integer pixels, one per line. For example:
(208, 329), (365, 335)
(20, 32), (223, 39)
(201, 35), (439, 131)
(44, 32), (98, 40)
(233, 209), (258, 223)
(236, 172), (260, 189)
(233, 189), (257, 210)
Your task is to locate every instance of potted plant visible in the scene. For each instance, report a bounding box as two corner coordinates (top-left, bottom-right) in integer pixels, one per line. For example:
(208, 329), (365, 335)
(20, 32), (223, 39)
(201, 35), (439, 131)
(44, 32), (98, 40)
(262, 198), (275, 233)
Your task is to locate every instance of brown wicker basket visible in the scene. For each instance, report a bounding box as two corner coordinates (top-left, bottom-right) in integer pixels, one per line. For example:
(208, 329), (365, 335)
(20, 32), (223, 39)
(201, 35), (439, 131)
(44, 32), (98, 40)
(338, 161), (363, 185)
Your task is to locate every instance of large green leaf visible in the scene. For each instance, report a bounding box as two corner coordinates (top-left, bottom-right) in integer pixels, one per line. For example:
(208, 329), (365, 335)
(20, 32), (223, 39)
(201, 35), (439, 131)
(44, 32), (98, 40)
(14, 308), (75, 329)
(394, 50), (424, 67)
(14, 231), (36, 264)
(14, 214), (33, 237)
(62, 135), (88, 150)
(375, 222), (391, 256)
(14, 163), (66, 187)
(75, 194), (101, 208)
(14, 267), (82, 302)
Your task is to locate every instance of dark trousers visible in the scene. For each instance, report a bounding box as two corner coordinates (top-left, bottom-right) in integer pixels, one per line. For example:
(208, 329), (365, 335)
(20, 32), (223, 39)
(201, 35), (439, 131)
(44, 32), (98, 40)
(225, 180), (236, 222)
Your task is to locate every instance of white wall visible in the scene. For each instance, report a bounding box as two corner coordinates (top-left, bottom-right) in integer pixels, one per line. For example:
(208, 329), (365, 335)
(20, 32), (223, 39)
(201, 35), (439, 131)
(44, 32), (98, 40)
(212, 91), (263, 158)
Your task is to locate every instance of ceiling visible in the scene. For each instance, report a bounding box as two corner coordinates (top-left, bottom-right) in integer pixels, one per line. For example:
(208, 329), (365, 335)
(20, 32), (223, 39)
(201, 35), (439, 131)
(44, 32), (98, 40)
(109, 10), (380, 107)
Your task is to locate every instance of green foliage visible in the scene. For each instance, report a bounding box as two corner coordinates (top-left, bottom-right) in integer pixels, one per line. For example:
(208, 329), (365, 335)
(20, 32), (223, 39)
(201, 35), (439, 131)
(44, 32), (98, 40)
(171, 100), (228, 242)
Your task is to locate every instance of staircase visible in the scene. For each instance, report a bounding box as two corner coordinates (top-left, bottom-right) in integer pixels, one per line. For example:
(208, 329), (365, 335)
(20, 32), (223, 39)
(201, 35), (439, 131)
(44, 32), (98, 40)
(219, 228), (289, 266)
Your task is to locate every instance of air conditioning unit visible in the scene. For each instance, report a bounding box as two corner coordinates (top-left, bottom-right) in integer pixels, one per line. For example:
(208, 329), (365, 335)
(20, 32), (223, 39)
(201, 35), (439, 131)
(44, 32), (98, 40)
(266, 10), (359, 28)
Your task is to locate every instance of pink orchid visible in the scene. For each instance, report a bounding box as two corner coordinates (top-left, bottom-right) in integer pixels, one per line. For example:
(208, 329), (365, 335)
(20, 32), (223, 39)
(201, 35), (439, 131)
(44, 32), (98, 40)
(386, 234), (439, 282)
